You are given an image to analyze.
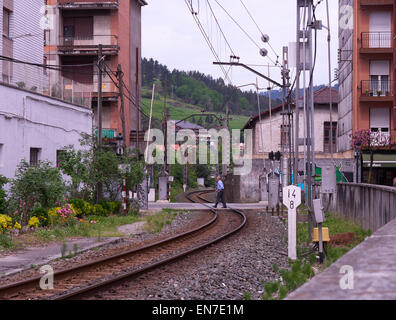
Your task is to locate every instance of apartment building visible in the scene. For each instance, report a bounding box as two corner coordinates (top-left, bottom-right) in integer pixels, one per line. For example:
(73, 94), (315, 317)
(0, 0), (93, 180)
(44, 0), (147, 147)
(1, 0), (44, 89)
(339, 0), (396, 186)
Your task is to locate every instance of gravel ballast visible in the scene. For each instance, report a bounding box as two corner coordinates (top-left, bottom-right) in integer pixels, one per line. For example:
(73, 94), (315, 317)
(95, 211), (289, 300)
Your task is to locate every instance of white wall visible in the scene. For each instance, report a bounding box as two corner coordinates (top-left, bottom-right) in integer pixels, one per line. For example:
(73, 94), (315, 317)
(254, 105), (339, 154)
(0, 84), (93, 179)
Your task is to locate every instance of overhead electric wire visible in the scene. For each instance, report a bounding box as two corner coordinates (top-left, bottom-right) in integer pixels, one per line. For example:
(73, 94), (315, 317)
(101, 62), (150, 119)
(212, 0), (280, 68)
(238, 0), (281, 66)
(184, 0), (233, 84)
(205, 0), (237, 58)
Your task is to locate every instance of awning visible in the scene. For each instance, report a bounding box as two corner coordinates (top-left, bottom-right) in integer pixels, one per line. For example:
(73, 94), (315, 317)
(363, 153), (396, 168)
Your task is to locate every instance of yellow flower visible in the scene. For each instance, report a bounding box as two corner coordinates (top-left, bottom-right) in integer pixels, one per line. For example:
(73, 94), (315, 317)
(14, 222), (21, 230)
(28, 216), (40, 228)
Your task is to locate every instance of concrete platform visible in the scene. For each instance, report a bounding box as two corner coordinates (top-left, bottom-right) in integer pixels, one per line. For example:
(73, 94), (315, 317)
(287, 218), (396, 300)
(147, 202), (269, 211)
(0, 237), (121, 277)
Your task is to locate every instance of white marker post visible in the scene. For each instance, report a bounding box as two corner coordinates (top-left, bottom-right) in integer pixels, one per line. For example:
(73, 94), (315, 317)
(283, 185), (301, 260)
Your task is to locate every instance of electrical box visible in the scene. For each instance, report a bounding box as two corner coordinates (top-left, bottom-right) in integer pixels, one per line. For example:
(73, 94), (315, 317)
(321, 165), (337, 194)
(313, 198), (325, 223)
(268, 175), (280, 209)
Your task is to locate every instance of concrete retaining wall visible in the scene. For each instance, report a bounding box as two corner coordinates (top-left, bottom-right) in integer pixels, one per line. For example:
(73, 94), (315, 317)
(336, 183), (396, 232)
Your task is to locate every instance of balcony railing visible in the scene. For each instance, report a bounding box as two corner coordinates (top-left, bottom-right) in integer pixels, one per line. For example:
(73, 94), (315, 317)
(361, 32), (392, 49)
(58, 0), (119, 9)
(59, 35), (118, 48)
(361, 80), (393, 98)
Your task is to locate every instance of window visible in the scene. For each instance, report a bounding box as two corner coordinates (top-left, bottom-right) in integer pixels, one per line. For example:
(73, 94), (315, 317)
(370, 61), (390, 96)
(369, 11), (391, 48)
(30, 148), (41, 166)
(280, 124), (290, 147)
(2, 9), (10, 37)
(323, 122), (337, 153)
(56, 150), (66, 168)
(370, 108), (390, 145)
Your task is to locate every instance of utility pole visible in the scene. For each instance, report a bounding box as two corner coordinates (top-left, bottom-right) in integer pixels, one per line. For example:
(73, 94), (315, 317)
(117, 64), (127, 149)
(222, 102), (229, 176)
(296, 0), (315, 242)
(97, 44), (103, 147)
(96, 44), (103, 203)
(162, 75), (169, 177)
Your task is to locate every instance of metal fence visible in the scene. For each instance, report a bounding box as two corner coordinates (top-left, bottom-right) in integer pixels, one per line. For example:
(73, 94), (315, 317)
(336, 183), (396, 232)
(361, 32), (392, 49)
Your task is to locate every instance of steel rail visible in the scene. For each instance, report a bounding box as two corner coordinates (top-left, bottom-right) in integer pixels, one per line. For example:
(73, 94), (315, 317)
(0, 190), (246, 300)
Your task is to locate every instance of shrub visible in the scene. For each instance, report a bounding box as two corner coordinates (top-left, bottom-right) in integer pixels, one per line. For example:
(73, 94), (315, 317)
(109, 201), (122, 214)
(70, 199), (85, 218)
(9, 160), (66, 225)
(48, 207), (62, 225)
(32, 203), (49, 227)
(0, 214), (12, 232)
(0, 175), (7, 215)
(93, 204), (106, 216)
(28, 216), (40, 228)
(99, 200), (111, 213)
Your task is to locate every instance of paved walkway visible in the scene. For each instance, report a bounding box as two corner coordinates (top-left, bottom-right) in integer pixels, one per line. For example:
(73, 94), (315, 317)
(147, 202), (268, 211)
(287, 218), (396, 300)
(0, 237), (121, 276)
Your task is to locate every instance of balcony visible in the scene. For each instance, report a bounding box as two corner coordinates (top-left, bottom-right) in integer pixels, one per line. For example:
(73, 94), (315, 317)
(58, 35), (119, 55)
(360, 0), (394, 6)
(92, 80), (119, 101)
(360, 32), (393, 54)
(360, 80), (393, 102)
(58, 0), (119, 10)
(95, 128), (117, 140)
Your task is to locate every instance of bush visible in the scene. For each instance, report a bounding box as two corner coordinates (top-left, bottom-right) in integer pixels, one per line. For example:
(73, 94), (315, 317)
(9, 160), (66, 225)
(0, 214), (12, 232)
(93, 204), (106, 216)
(0, 175), (7, 215)
(70, 199), (85, 218)
(28, 216), (40, 228)
(109, 201), (122, 214)
(32, 204), (49, 227)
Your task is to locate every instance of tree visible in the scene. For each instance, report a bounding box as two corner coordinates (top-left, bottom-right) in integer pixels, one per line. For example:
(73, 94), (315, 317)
(59, 134), (145, 202)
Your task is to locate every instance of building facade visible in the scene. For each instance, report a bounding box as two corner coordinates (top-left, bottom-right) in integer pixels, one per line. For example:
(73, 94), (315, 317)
(44, 0), (147, 147)
(231, 88), (354, 203)
(1, 0), (45, 89)
(338, 0), (396, 186)
(0, 83), (93, 180)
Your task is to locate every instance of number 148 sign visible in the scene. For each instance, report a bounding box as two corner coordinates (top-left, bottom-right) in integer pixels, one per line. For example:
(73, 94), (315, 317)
(283, 185), (301, 210)
(283, 185), (301, 260)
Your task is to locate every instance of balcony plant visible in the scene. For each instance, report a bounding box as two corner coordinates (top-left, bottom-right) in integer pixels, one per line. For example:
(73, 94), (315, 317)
(377, 90), (382, 96)
(351, 129), (391, 184)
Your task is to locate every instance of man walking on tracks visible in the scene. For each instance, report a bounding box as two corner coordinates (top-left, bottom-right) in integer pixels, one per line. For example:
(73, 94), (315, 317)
(213, 176), (227, 208)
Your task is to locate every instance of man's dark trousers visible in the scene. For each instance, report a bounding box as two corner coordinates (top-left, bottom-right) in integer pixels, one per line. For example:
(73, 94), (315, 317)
(215, 190), (227, 208)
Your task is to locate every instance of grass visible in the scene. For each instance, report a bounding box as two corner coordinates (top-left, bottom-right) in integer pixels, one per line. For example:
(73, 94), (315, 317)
(143, 209), (188, 234)
(141, 97), (250, 130)
(262, 213), (371, 300)
(33, 215), (142, 243)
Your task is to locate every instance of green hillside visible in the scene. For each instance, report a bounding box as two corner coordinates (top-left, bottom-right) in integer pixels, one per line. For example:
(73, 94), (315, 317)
(141, 90), (250, 131)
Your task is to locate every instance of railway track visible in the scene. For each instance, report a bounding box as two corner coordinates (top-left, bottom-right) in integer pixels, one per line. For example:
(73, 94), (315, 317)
(0, 190), (246, 300)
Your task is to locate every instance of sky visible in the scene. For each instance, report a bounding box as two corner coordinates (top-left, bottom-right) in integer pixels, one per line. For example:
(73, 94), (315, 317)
(142, 0), (339, 91)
